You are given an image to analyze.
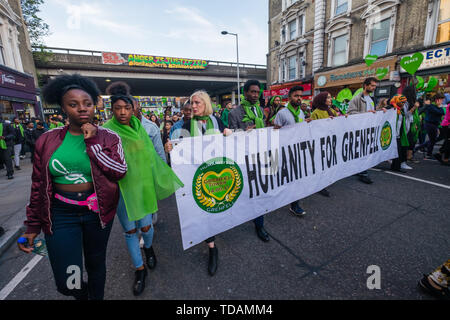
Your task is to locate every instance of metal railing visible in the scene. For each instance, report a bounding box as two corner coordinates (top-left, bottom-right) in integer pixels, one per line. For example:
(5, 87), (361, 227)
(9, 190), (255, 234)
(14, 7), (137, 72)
(32, 46), (266, 69)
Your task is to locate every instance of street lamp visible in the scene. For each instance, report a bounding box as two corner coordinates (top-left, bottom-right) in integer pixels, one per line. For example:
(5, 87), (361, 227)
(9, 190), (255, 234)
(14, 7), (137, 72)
(221, 30), (240, 106)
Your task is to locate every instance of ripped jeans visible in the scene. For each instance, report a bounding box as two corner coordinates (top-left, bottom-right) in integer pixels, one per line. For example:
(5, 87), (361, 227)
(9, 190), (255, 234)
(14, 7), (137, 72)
(116, 192), (154, 269)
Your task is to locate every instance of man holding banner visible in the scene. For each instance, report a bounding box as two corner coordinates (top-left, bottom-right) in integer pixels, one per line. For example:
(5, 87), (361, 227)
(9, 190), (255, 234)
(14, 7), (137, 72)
(274, 86), (312, 216)
(228, 80), (270, 242)
(348, 77), (379, 184)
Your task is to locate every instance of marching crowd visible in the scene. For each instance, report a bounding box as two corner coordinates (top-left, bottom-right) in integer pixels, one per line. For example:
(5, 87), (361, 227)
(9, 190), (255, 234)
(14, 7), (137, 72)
(0, 73), (447, 300)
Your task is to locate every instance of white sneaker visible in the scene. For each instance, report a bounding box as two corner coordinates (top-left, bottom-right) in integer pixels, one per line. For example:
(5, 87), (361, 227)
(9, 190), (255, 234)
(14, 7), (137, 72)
(400, 162), (413, 170)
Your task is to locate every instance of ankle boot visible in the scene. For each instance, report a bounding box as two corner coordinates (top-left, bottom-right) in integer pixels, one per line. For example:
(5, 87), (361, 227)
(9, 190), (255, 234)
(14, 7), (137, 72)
(133, 267), (147, 296)
(208, 246), (218, 276)
(143, 246), (157, 270)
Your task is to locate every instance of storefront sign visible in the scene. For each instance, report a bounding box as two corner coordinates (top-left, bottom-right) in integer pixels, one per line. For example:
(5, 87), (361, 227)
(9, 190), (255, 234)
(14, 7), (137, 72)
(400, 45), (450, 73)
(102, 52), (208, 70)
(43, 107), (61, 115)
(265, 83), (312, 98)
(314, 56), (397, 89)
(0, 66), (36, 94)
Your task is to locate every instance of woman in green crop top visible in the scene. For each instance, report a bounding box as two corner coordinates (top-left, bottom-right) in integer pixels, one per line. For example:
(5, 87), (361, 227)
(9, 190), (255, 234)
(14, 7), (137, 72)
(19, 74), (127, 300)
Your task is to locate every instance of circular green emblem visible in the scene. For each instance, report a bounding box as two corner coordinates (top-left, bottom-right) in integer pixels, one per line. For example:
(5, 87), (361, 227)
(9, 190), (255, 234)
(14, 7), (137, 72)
(192, 157), (243, 214)
(380, 121), (393, 150)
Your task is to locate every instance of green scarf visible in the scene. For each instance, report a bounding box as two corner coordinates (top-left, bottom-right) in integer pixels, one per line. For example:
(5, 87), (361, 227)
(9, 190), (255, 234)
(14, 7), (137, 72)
(13, 123), (24, 137)
(269, 106), (281, 123)
(410, 109), (421, 143)
(0, 123), (7, 150)
(241, 98), (265, 129)
(103, 115), (183, 221)
(286, 103), (304, 123)
(221, 108), (230, 127)
(396, 114), (409, 147)
(190, 115), (218, 137)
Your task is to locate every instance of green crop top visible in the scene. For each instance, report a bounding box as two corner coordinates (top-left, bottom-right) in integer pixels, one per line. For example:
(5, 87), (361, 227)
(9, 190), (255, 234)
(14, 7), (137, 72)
(49, 131), (93, 184)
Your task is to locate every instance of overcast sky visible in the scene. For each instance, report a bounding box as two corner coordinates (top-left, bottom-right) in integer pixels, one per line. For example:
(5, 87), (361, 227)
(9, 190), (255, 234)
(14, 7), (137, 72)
(40, 0), (269, 65)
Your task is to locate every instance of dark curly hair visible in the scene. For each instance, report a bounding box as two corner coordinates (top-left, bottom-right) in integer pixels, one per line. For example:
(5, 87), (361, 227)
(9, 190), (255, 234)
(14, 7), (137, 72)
(106, 81), (133, 106)
(42, 74), (100, 107)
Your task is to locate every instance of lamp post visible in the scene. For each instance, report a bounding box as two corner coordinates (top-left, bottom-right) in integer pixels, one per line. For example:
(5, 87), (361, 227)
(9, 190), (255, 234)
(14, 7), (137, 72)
(221, 31), (240, 106)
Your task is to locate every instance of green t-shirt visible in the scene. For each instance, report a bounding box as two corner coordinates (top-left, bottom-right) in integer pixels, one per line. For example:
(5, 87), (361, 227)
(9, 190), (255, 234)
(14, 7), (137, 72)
(49, 132), (92, 184)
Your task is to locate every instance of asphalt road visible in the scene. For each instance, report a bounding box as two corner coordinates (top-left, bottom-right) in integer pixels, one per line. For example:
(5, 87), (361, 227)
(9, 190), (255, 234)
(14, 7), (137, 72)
(0, 152), (449, 300)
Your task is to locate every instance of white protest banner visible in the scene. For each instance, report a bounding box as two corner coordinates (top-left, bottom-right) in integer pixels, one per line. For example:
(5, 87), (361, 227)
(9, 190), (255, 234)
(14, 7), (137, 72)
(171, 110), (398, 250)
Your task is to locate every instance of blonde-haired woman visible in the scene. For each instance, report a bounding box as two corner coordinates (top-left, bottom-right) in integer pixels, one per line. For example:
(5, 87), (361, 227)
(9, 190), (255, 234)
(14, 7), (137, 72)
(165, 90), (231, 276)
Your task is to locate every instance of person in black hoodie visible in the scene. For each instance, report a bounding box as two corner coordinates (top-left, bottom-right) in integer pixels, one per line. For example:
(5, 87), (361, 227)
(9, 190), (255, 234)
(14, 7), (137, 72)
(415, 93), (445, 160)
(24, 121), (36, 162)
(0, 114), (14, 179)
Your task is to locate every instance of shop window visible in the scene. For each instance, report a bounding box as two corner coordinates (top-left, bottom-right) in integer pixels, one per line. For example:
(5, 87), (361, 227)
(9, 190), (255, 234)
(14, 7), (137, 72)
(332, 34), (348, 66)
(436, 0), (450, 43)
(0, 100), (14, 120)
(369, 18), (391, 56)
(336, 0), (348, 16)
(288, 20), (297, 41)
(288, 55), (297, 80)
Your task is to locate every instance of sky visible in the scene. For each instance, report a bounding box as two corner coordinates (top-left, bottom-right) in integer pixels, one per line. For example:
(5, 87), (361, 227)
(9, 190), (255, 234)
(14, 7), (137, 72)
(39, 0), (269, 65)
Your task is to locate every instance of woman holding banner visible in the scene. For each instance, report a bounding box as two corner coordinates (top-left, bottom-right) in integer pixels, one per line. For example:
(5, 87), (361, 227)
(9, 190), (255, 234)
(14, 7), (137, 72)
(310, 92), (338, 197)
(165, 90), (232, 276)
(104, 82), (183, 296)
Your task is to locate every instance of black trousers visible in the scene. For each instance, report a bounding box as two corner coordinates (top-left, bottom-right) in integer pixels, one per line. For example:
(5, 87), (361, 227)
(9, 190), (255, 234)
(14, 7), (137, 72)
(391, 138), (407, 170)
(0, 146), (13, 176)
(439, 126), (450, 159)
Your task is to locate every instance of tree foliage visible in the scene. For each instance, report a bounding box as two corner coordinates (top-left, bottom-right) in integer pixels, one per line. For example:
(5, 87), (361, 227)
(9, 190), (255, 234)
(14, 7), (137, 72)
(20, 0), (50, 47)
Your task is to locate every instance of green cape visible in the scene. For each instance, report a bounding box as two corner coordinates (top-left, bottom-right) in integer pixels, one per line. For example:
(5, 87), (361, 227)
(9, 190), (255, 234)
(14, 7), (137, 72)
(103, 116), (183, 221)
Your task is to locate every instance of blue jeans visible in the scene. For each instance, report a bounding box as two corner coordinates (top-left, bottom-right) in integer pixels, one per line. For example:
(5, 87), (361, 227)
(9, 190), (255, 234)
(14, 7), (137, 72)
(116, 192), (154, 268)
(45, 191), (113, 300)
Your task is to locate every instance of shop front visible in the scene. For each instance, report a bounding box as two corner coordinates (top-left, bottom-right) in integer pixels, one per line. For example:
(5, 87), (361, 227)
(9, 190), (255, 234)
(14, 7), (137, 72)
(399, 44), (450, 95)
(0, 65), (39, 120)
(314, 56), (398, 101)
(264, 81), (313, 105)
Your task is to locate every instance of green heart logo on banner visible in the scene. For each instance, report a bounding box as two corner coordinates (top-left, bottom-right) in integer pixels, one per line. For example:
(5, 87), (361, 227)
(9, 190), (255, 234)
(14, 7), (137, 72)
(365, 55), (378, 67)
(416, 76), (424, 90)
(400, 53), (424, 75)
(202, 168), (236, 201)
(376, 67), (389, 80)
(424, 76), (438, 92)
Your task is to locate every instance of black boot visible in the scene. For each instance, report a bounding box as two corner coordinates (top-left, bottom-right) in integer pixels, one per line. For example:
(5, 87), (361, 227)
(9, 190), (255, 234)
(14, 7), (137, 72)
(208, 246), (218, 276)
(133, 267), (147, 296)
(143, 246), (157, 270)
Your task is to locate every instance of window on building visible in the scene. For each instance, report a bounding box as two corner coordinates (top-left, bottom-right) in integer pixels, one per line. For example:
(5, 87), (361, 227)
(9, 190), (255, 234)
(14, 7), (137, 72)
(0, 36), (4, 65)
(332, 34), (348, 66)
(436, 0), (450, 43)
(335, 0), (348, 15)
(281, 59), (286, 81)
(298, 15), (304, 36)
(369, 18), (391, 56)
(299, 52), (305, 79)
(281, 26), (286, 43)
(285, 0), (298, 9)
(288, 55), (297, 80)
(289, 20), (297, 40)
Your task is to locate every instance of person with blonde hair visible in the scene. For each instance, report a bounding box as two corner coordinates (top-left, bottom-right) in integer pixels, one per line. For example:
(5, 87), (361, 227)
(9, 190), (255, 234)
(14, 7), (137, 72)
(165, 90), (231, 276)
